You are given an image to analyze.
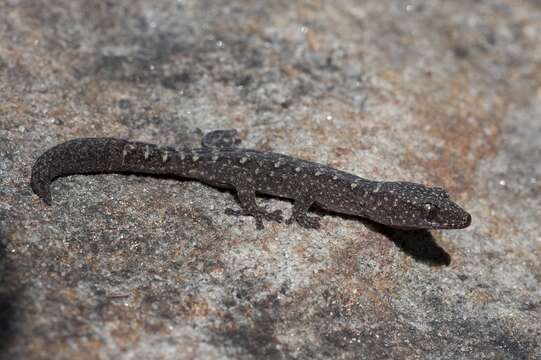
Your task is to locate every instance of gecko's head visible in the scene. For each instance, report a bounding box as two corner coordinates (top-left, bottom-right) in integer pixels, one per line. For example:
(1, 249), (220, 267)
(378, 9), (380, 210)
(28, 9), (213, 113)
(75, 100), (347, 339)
(374, 182), (471, 230)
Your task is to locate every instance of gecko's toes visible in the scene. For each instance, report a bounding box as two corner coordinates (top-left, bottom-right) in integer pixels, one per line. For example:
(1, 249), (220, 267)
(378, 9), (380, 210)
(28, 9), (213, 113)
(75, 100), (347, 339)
(255, 209), (282, 228)
(225, 208), (242, 217)
(225, 208), (282, 229)
(295, 215), (321, 229)
(255, 217), (264, 230)
(225, 208), (265, 229)
(264, 209), (283, 223)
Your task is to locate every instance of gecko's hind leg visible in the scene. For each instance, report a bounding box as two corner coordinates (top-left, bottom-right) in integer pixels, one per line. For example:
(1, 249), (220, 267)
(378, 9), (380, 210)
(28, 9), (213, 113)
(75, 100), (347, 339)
(286, 197), (321, 229)
(226, 180), (282, 229)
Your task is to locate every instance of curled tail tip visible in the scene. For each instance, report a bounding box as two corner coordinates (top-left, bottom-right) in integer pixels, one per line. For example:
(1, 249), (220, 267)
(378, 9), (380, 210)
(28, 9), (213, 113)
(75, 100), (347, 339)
(30, 177), (52, 205)
(32, 184), (52, 205)
(41, 192), (52, 205)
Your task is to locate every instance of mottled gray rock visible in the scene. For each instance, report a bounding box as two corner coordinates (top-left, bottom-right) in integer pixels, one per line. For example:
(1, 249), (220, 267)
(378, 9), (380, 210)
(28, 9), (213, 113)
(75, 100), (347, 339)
(0, 1), (540, 359)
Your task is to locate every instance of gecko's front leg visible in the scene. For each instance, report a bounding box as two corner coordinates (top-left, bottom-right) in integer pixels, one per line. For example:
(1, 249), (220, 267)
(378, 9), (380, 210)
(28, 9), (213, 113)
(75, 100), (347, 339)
(286, 197), (321, 229)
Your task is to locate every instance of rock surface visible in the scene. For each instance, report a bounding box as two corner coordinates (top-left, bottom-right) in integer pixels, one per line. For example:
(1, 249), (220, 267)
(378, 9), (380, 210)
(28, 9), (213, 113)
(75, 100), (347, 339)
(0, 1), (540, 359)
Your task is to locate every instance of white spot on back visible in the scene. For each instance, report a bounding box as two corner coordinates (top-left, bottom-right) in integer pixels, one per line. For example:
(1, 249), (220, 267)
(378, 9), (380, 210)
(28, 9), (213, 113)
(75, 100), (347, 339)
(121, 145), (129, 165)
(295, 167), (301, 172)
(240, 157), (248, 164)
(351, 183), (358, 189)
(162, 151), (169, 163)
(374, 183), (381, 193)
(144, 145), (150, 160)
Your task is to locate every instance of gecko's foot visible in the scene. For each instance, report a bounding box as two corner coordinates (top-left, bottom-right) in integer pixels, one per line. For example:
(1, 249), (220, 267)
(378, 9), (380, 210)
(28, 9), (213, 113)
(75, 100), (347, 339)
(286, 214), (321, 229)
(225, 207), (283, 230)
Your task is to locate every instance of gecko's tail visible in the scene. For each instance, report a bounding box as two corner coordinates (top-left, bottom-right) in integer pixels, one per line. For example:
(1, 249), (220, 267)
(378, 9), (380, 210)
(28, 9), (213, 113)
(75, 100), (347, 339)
(30, 138), (125, 205)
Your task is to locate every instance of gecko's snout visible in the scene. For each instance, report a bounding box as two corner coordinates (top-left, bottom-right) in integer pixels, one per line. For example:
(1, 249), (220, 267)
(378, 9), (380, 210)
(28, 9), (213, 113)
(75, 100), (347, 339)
(451, 203), (472, 229)
(436, 202), (472, 229)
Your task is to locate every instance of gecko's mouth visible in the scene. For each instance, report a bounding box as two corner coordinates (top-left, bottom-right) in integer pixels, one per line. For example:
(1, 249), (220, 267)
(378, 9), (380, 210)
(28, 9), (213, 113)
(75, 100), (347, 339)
(387, 211), (471, 230)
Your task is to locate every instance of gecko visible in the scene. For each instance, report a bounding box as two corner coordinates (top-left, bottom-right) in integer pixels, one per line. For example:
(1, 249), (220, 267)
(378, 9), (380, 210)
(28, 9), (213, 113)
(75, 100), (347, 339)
(30, 130), (471, 230)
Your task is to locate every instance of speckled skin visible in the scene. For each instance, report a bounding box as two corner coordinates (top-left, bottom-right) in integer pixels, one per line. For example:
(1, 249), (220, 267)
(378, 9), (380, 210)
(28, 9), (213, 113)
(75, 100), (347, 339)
(31, 130), (471, 230)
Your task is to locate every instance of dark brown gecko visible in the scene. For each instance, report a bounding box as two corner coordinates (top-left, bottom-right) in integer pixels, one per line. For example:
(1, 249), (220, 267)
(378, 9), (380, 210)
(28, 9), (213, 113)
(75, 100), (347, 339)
(30, 130), (471, 230)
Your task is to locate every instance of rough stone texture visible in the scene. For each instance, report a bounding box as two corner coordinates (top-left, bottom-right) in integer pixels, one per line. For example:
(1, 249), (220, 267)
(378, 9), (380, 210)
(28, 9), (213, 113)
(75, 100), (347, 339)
(0, 0), (540, 359)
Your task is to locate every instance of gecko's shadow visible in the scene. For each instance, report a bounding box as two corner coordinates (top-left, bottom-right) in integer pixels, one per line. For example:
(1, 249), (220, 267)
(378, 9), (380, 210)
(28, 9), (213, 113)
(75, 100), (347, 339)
(315, 209), (451, 266)
(365, 221), (451, 266)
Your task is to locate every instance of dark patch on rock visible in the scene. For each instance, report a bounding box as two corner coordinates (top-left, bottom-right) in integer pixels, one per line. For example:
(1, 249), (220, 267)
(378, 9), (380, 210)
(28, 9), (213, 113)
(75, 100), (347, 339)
(160, 72), (193, 90)
(116, 99), (132, 110)
(0, 216), (20, 355)
(208, 275), (289, 359)
(452, 46), (469, 59)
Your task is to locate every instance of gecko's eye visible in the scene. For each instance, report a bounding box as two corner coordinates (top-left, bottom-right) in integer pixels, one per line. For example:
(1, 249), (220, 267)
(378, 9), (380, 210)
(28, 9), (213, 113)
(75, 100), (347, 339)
(422, 203), (439, 222)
